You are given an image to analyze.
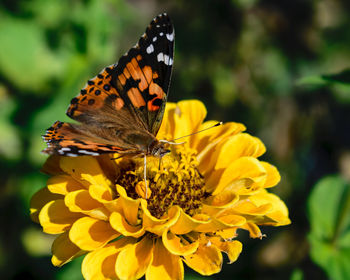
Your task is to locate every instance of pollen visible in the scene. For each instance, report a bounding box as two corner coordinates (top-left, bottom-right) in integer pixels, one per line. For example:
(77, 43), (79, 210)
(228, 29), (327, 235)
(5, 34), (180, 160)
(115, 145), (208, 218)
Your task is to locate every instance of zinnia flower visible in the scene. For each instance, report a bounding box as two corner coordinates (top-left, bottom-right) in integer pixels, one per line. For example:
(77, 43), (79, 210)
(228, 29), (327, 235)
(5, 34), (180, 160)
(30, 100), (290, 280)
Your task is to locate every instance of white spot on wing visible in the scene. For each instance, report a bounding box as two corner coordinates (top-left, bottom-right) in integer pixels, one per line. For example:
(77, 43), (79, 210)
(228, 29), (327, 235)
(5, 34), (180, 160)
(157, 53), (173, 66)
(157, 52), (164, 62)
(153, 37), (157, 42)
(66, 153), (78, 157)
(164, 55), (169, 65)
(78, 150), (100, 156)
(160, 32), (164, 36)
(146, 44), (154, 54)
(166, 32), (174, 41)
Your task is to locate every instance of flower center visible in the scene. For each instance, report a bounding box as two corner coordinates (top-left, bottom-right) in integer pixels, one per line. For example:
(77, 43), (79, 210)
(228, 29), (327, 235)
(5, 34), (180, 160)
(115, 145), (208, 218)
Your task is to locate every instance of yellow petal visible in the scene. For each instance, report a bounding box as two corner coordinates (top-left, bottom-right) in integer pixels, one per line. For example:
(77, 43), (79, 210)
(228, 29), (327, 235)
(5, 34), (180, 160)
(65, 190), (109, 220)
(232, 200), (272, 216)
(141, 200), (180, 236)
(146, 239), (184, 280)
(216, 228), (238, 240)
(69, 217), (119, 250)
(249, 191), (291, 225)
(51, 232), (84, 267)
(215, 133), (266, 170)
(193, 121), (245, 168)
(202, 191), (239, 216)
(157, 102), (177, 139)
(209, 237), (242, 264)
(241, 222), (263, 238)
(183, 243), (223, 276)
(225, 177), (254, 191)
(39, 199), (82, 234)
(41, 155), (62, 175)
(30, 187), (62, 223)
(82, 237), (135, 280)
(60, 156), (112, 188)
(210, 157), (267, 195)
(47, 175), (84, 195)
(170, 100), (207, 142)
(89, 183), (114, 203)
(195, 215), (246, 233)
(116, 184), (141, 225)
(116, 237), (154, 280)
(217, 215), (247, 226)
(162, 230), (199, 256)
(170, 208), (210, 235)
(261, 162), (281, 188)
(97, 154), (119, 182)
(109, 211), (145, 238)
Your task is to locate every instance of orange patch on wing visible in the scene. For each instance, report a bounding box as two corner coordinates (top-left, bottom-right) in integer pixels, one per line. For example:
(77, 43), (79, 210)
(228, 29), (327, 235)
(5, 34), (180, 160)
(136, 55), (142, 61)
(118, 74), (127, 85)
(120, 68), (131, 84)
(147, 99), (161, 111)
(129, 59), (150, 92)
(126, 60), (140, 81)
(142, 66), (153, 84)
(147, 81), (165, 111)
(127, 88), (146, 108)
(129, 59), (146, 90)
(114, 97), (124, 110)
(60, 140), (122, 151)
(149, 82), (164, 99)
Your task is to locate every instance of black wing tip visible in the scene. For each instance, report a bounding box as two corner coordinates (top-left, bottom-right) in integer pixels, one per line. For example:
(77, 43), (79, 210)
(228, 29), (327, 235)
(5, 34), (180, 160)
(151, 13), (173, 27)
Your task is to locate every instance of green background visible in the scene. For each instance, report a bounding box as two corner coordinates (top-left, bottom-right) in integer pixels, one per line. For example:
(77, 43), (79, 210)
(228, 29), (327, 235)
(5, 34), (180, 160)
(1, 0), (350, 279)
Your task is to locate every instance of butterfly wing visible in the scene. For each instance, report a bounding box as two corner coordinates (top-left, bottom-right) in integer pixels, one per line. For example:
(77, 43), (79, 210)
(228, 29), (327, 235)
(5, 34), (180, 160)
(43, 121), (127, 156)
(66, 13), (174, 135)
(43, 13), (174, 156)
(113, 13), (174, 135)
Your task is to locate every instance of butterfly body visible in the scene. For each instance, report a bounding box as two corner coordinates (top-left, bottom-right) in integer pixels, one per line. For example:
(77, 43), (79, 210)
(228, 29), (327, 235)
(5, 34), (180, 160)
(43, 13), (174, 159)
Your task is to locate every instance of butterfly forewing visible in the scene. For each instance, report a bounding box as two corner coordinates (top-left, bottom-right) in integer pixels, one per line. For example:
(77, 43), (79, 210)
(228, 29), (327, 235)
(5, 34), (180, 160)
(111, 13), (174, 135)
(43, 13), (174, 157)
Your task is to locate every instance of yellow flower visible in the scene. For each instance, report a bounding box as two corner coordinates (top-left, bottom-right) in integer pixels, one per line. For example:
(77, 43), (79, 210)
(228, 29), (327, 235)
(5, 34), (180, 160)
(31, 100), (290, 280)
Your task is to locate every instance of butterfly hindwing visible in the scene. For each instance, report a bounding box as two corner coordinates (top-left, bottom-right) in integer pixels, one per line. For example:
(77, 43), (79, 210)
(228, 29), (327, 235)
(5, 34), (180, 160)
(43, 121), (124, 156)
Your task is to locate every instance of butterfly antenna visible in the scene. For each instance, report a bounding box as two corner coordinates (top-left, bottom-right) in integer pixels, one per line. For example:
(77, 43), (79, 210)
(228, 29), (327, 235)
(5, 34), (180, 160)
(170, 122), (223, 142)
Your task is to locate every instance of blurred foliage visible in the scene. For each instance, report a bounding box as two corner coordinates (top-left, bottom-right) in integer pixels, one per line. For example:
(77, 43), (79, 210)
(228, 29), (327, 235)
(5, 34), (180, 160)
(308, 176), (350, 279)
(0, 0), (350, 279)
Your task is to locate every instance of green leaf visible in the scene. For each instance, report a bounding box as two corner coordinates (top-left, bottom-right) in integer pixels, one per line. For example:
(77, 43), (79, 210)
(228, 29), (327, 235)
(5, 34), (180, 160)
(0, 15), (64, 92)
(297, 69), (350, 87)
(290, 268), (303, 280)
(0, 91), (21, 160)
(322, 69), (350, 84)
(308, 175), (350, 280)
(297, 75), (328, 87)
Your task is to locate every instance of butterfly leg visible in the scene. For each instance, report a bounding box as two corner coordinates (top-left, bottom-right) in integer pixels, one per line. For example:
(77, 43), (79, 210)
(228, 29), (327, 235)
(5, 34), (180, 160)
(144, 154), (148, 199)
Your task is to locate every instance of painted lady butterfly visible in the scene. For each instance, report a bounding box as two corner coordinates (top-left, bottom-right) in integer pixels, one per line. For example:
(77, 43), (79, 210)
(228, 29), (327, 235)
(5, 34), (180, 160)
(43, 13), (174, 161)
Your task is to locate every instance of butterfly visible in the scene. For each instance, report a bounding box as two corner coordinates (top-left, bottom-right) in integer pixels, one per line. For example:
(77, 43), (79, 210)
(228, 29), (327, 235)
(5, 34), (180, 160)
(43, 13), (174, 164)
